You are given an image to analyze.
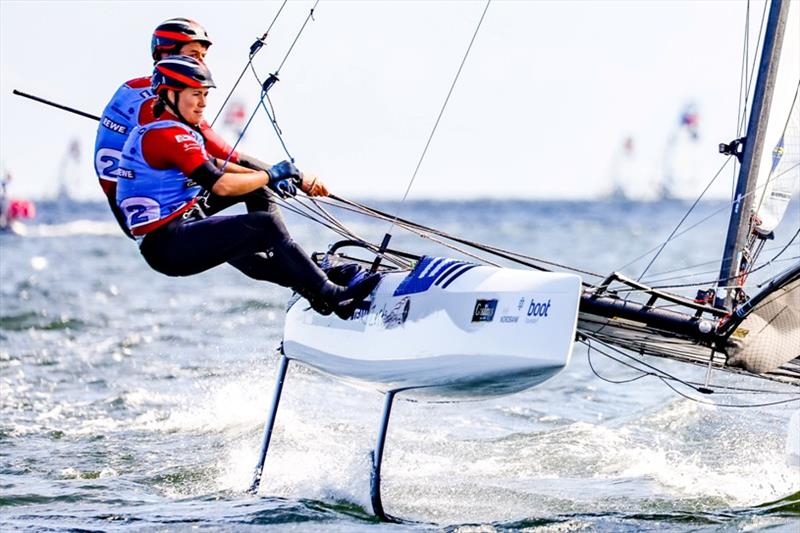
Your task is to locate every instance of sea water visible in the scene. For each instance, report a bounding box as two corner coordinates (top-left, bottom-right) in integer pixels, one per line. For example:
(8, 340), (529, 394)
(1, 199), (798, 532)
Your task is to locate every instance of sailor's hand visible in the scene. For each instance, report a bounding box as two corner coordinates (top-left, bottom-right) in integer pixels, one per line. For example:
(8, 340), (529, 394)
(268, 177), (298, 198)
(268, 160), (300, 181)
(300, 173), (329, 197)
(267, 160), (300, 198)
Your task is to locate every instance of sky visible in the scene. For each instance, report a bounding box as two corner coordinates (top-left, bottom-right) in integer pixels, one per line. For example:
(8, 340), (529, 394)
(0, 0), (796, 201)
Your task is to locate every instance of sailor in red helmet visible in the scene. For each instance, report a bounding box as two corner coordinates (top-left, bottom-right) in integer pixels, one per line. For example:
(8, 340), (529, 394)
(116, 56), (378, 318)
(94, 17), (327, 239)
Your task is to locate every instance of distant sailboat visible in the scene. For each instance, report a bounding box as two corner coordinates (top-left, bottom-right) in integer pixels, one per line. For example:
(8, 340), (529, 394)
(606, 135), (638, 201)
(660, 102), (702, 199)
(0, 170), (36, 232)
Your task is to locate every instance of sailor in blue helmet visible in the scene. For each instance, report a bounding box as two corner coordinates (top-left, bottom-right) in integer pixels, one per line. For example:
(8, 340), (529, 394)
(116, 56), (378, 318)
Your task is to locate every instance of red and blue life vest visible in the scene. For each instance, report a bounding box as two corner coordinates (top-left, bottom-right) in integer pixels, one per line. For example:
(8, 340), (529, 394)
(94, 77), (153, 198)
(116, 120), (204, 237)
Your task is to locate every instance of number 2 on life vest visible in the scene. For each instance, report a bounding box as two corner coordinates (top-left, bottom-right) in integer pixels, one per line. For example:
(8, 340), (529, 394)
(95, 148), (122, 181)
(119, 197), (160, 228)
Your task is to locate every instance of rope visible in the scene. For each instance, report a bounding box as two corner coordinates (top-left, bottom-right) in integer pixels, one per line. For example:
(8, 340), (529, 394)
(580, 337), (800, 407)
(387, 0), (492, 234)
(274, 0), (320, 76)
(211, 0), (288, 127)
(635, 157), (733, 281)
(219, 0), (321, 167)
(620, 255), (799, 290)
(248, 63), (294, 161)
(625, 0), (778, 282)
(327, 194), (604, 278)
(641, 241), (798, 281)
(616, 161), (800, 276)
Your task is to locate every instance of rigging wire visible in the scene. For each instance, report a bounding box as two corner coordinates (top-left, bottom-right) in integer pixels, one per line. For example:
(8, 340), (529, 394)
(625, 232), (800, 290)
(386, 0), (491, 235)
(322, 194), (605, 277)
(732, 0), (768, 198)
(641, 241), (798, 281)
(286, 164), (794, 299)
(615, 256), (799, 291)
(273, 0), (320, 75)
(616, 160), (800, 276)
(219, 89), (268, 170)
(629, 0), (774, 281)
(265, 193), (414, 269)
(580, 337), (800, 408)
(219, 0), (320, 168)
(306, 187), (798, 293)
(248, 63), (294, 161)
(737, 0), (769, 138)
(242, 0), (321, 163)
(210, 0), (288, 127)
(634, 157), (733, 281)
(309, 196), (505, 266)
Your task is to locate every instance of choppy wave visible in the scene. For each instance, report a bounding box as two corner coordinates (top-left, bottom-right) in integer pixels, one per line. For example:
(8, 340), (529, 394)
(16, 219), (123, 237)
(1, 199), (798, 531)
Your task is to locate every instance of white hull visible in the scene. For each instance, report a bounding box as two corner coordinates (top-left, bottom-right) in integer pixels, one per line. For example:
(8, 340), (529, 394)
(283, 257), (582, 400)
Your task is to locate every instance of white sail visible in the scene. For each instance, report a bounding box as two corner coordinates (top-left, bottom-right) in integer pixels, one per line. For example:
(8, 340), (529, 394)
(754, 0), (800, 236)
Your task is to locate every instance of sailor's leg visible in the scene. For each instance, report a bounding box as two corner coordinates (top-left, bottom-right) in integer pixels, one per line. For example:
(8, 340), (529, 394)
(202, 186), (288, 226)
(139, 211), (320, 282)
(140, 211), (379, 317)
(248, 349), (290, 494)
(370, 390), (399, 522)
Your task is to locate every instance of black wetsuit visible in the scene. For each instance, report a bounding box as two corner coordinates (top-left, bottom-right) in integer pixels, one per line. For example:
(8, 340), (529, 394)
(140, 193), (327, 292)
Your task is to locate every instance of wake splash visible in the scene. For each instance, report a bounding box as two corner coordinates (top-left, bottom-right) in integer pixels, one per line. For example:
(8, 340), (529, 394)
(14, 220), (122, 238)
(143, 363), (800, 523)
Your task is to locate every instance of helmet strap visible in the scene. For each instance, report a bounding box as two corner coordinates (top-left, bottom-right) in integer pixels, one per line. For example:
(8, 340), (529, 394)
(160, 90), (203, 133)
(153, 95), (166, 118)
(161, 90), (188, 125)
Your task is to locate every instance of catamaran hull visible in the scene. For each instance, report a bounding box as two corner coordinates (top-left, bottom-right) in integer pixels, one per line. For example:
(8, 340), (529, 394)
(283, 258), (582, 400)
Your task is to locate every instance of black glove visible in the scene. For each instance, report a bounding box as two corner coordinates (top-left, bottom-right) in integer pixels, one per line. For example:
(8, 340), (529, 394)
(267, 160), (301, 198)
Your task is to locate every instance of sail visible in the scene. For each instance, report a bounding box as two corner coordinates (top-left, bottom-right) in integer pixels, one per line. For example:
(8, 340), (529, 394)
(753, 0), (800, 235)
(727, 264), (800, 373)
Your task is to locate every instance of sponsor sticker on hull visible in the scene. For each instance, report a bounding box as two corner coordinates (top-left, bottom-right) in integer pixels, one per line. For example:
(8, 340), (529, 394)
(472, 299), (497, 322)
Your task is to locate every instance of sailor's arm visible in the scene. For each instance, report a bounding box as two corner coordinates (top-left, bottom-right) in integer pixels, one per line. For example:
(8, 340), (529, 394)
(213, 157), (327, 197)
(201, 121), (329, 197)
(147, 127), (271, 197)
(190, 158), (307, 198)
(189, 160), (269, 196)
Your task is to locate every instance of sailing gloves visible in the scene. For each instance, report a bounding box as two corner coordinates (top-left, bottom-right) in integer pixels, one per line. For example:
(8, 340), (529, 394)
(267, 160), (301, 198)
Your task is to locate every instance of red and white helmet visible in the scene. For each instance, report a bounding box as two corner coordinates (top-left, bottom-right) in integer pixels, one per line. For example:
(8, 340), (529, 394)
(151, 18), (212, 61)
(152, 55), (216, 94)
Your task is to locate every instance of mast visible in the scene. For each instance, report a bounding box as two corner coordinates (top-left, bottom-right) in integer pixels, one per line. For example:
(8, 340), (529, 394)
(717, 0), (791, 308)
